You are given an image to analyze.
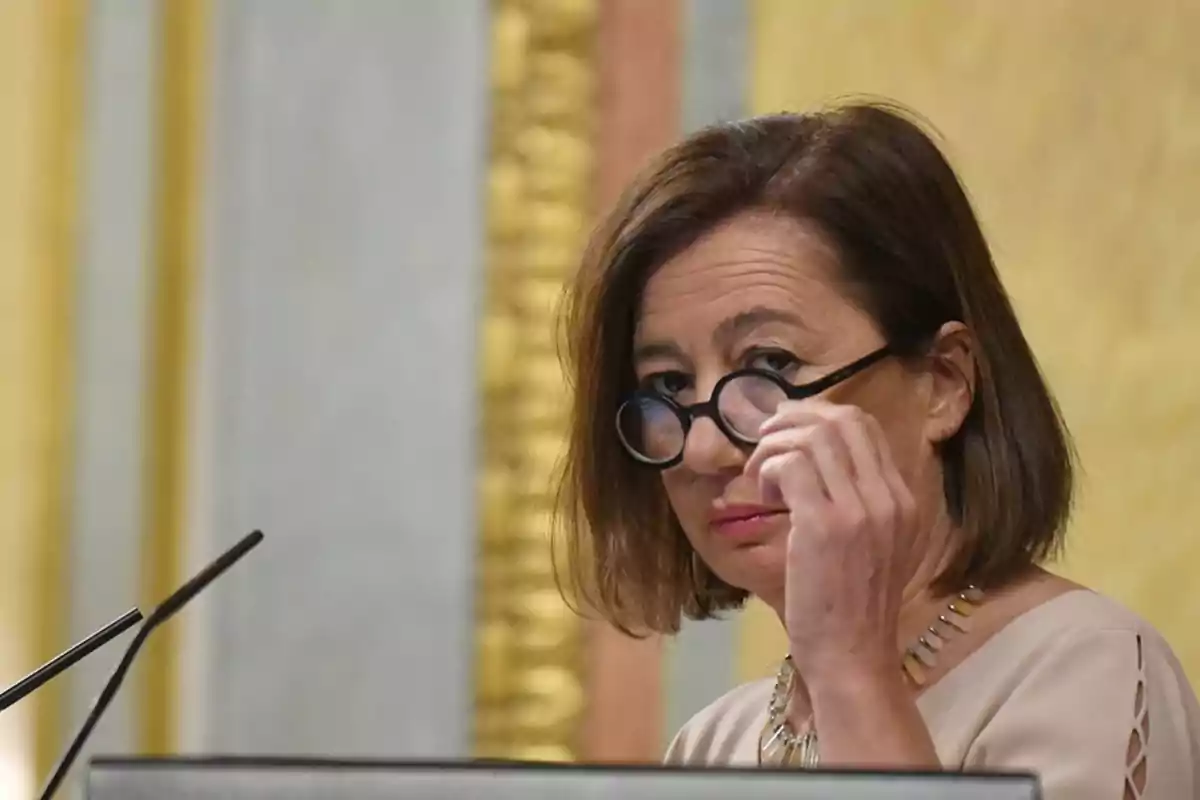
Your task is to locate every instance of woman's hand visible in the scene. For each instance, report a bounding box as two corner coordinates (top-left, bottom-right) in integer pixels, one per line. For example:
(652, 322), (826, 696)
(744, 398), (920, 681)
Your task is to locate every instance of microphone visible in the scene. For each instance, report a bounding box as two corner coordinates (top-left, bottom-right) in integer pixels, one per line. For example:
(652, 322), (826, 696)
(38, 529), (265, 800)
(0, 609), (143, 712)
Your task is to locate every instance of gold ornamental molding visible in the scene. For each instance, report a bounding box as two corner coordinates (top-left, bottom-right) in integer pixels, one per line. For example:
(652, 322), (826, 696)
(0, 0), (83, 786)
(139, 0), (210, 756)
(475, 0), (598, 761)
(32, 0), (84, 777)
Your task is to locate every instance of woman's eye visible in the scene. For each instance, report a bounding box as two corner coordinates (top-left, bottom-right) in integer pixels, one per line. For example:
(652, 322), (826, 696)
(645, 371), (691, 397)
(747, 349), (800, 376)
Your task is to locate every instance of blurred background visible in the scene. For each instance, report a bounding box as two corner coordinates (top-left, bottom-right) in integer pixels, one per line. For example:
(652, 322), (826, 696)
(1, 0), (1197, 796)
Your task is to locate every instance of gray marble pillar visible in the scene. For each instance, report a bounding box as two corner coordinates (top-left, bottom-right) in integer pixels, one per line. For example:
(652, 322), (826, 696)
(65, 0), (156, 769)
(181, 0), (488, 758)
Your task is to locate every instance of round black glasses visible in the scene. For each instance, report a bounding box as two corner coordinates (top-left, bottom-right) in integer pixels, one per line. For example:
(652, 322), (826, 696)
(616, 345), (893, 468)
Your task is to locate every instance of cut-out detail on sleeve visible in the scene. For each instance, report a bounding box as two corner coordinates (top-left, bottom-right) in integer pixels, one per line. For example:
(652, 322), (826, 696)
(1124, 634), (1148, 799)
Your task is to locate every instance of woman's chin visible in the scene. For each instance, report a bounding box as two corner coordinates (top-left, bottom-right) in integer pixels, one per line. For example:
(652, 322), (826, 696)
(709, 536), (788, 603)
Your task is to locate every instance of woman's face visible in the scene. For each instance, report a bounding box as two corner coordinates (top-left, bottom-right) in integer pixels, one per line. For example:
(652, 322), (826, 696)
(633, 211), (950, 609)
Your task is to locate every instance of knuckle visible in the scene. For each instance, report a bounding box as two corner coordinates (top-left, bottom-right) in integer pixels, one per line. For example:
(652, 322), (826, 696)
(833, 403), (862, 422)
(864, 491), (904, 530)
(760, 453), (789, 480)
(840, 506), (869, 532)
(826, 405), (864, 439)
(774, 400), (803, 418)
(879, 489), (915, 529)
(756, 456), (777, 478)
(795, 427), (821, 452)
(777, 452), (807, 481)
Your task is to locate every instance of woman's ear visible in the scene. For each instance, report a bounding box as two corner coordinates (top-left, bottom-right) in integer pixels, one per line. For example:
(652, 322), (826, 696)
(923, 321), (976, 443)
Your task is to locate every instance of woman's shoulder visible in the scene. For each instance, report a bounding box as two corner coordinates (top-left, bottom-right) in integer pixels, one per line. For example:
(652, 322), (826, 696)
(995, 587), (1177, 657)
(955, 587), (1200, 797)
(951, 585), (1189, 698)
(664, 677), (774, 766)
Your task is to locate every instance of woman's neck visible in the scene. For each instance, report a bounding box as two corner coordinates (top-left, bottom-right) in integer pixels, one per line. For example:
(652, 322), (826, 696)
(897, 512), (962, 636)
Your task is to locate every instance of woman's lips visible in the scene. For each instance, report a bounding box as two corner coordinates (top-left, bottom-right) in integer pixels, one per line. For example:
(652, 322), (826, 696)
(710, 505), (789, 538)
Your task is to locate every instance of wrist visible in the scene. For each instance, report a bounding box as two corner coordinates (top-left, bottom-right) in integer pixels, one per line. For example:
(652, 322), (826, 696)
(791, 640), (895, 681)
(787, 643), (936, 768)
(792, 646), (903, 702)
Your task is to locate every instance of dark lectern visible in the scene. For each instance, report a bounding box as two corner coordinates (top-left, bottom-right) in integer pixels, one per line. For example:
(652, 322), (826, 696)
(86, 757), (1041, 800)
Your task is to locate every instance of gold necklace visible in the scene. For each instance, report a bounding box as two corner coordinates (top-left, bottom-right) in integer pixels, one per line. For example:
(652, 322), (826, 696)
(757, 586), (983, 768)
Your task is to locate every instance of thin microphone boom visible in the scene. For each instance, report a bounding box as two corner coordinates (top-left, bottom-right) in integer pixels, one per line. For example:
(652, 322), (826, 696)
(38, 529), (265, 800)
(0, 609), (143, 713)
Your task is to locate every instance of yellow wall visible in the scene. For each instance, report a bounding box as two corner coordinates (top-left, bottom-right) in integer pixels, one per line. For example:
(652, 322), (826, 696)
(0, 0), (80, 793)
(741, 0), (1200, 686)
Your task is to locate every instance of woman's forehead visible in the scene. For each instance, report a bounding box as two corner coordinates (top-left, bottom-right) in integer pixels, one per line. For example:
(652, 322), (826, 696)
(635, 213), (851, 341)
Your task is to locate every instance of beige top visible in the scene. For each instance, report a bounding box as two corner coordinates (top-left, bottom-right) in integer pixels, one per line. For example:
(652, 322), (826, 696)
(665, 591), (1200, 800)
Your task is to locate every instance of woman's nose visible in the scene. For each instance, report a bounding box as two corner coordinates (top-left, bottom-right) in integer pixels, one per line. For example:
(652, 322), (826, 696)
(679, 413), (745, 476)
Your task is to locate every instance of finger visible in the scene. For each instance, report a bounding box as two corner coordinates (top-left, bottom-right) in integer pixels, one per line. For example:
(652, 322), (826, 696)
(862, 413), (917, 523)
(761, 400), (879, 478)
(861, 413), (902, 489)
(758, 451), (822, 512)
(758, 398), (837, 437)
(861, 415), (921, 599)
(744, 424), (822, 481)
(828, 407), (889, 506)
(806, 425), (864, 512)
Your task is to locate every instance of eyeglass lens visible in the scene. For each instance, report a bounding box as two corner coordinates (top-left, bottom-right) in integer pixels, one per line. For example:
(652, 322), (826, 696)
(616, 374), (788, 465)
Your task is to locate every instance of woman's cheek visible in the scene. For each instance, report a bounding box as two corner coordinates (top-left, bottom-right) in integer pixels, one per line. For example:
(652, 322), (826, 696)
(662, 478), (702, 534)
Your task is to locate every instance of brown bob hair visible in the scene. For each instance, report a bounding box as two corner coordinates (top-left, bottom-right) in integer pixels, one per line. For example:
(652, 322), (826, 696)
(555, 102), (1074, 635)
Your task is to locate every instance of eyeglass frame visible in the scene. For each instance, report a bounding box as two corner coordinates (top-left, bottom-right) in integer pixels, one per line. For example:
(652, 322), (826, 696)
(615, 344), (895, 469)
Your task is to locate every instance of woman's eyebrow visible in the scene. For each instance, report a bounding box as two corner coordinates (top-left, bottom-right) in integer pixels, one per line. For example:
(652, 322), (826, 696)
(712, 307), (806, 349)
(632, 340), (685, 364)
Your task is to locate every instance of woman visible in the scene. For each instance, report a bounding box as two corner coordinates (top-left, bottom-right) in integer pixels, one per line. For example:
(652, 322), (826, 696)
(556, 102), (1200, 799)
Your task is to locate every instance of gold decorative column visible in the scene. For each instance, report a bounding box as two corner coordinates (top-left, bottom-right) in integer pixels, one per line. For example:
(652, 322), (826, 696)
(475, 0), (597, 761)
(139, 0), (210, 755)
(0, 0), (83, 791)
